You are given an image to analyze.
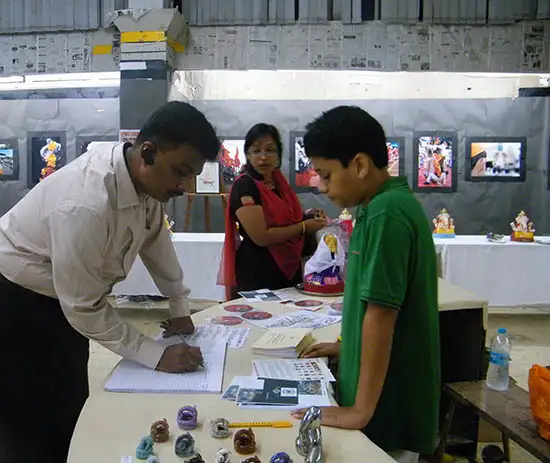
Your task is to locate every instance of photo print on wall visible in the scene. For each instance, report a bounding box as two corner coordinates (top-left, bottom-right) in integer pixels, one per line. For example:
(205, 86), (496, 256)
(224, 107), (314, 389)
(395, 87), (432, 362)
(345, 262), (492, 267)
(386, 137), (405, 177)
(218, 137), (246, 190)
(290, 131), (320, 193)
(413, 131), (458, 193)
(27, 132), (67, 187)
(0, 139), (19, 181)
(465, 137), (527, 182)
(76, 135), (119, 157)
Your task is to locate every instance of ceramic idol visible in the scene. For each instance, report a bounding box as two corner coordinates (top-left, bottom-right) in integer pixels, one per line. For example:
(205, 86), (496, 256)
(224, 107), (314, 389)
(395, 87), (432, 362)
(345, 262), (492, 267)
(432, 208), (455, 238)
(303, 233), (345, 295)
(510, 210), (535, 242)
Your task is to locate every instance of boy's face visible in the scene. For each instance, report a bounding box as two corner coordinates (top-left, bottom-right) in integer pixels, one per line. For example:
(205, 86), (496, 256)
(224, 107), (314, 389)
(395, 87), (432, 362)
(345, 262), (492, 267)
(310, 155), (370, 208)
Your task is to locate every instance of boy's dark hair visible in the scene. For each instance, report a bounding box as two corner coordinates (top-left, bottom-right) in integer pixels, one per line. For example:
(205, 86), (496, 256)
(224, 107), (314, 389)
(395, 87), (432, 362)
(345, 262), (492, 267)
(136, 101), (220, 161)
(304, 106), (388, 168)
(243, 123), (283, 169)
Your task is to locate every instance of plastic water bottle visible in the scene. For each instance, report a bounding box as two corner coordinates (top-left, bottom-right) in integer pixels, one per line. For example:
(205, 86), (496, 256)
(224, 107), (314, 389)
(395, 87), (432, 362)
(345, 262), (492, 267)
(486, 328), (512, 391)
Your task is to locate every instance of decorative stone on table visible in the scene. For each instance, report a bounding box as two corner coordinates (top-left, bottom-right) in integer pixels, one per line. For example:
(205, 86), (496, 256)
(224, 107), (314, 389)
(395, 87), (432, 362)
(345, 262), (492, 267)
(296, 407), (323, 463)
(215, 448), (232, 463)
(150, 418), (170, 443)
(432, 208), (455, 238)
(510, 210), (535, 242)
(233, 428), (256, 455)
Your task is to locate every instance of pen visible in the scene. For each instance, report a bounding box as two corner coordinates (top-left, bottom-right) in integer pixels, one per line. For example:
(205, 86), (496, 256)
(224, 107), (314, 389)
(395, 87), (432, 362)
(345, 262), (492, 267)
(228, 421), (293, 429)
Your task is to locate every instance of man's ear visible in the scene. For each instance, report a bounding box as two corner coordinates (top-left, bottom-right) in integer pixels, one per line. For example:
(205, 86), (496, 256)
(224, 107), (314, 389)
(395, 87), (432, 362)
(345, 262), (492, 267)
(353, 153), (370, 180)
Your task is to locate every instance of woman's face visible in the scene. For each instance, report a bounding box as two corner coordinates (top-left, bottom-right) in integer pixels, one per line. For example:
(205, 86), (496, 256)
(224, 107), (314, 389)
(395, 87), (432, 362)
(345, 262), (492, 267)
(246, 135), (280, 177)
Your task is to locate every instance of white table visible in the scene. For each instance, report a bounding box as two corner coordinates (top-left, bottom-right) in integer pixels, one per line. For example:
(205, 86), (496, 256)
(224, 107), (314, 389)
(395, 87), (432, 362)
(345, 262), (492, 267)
(434, 235), (550, 308)
(112, 233), (225, 301)
(69, 280), (486, 463)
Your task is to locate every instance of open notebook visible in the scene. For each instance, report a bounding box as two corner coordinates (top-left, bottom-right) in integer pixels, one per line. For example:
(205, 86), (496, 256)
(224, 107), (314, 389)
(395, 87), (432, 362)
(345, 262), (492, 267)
(104, 336), (227, 393)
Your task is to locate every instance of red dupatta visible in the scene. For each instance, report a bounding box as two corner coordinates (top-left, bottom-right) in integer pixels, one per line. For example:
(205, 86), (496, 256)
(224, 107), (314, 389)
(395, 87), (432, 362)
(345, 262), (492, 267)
(217, 169), (304, 300)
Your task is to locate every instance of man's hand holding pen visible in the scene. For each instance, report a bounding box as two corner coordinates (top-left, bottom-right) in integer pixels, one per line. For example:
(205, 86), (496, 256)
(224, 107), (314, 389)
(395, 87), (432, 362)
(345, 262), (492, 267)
(156, 343), (204, 373)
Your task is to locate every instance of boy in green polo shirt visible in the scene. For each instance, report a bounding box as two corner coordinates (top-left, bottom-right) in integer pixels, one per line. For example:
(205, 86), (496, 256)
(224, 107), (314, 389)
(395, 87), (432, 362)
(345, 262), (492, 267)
(292, 106), (440, 462)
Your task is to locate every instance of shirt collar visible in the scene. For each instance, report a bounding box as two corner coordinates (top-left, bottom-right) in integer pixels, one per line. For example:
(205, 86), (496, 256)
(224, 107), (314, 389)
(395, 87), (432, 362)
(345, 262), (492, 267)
(113, 142), (143, 209)
(357, 176), (410, 220)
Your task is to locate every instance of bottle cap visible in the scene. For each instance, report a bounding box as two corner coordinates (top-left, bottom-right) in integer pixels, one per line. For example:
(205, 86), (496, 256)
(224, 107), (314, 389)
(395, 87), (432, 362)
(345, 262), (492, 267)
(497, 328), (507, 335)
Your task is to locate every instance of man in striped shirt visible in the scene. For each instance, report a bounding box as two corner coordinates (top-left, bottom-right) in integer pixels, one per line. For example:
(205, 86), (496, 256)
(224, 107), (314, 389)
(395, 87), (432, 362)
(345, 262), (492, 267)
(0, 101), (220, 463)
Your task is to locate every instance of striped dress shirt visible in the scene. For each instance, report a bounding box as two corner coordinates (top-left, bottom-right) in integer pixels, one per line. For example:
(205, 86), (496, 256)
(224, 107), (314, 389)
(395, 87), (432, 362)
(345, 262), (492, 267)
(0, 142), (190, 369)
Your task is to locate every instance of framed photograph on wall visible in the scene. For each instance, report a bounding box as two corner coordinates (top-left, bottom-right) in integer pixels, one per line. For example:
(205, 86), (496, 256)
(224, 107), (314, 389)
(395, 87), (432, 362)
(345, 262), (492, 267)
(195, 161), (221, 194)
(289, 131), (320, 193)
(465, 137), (526, 182)
(0, 139), (19, 181)
(413, 131), (458, 193)
(219, 137), (246, 190)
(27, 131), (67, 187)
(76, 135), (119, 157)
(386, 137), (406, 177)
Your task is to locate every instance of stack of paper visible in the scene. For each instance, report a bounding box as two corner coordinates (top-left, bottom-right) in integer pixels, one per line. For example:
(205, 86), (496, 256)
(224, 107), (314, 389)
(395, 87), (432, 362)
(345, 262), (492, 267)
(252, 328), (314, 358)
(222, 376), (331, 410)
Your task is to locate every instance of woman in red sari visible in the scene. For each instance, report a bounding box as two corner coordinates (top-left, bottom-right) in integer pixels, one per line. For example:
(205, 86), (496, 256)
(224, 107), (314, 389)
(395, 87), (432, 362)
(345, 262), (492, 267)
(219, 124), (326, 300)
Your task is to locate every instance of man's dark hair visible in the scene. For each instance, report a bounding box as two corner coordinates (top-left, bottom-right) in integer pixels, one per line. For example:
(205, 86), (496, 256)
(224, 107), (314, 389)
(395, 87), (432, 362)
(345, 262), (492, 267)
(136, 101), (220, 161)
(243, 123), (283, 169)
(304, 106), (388, 168)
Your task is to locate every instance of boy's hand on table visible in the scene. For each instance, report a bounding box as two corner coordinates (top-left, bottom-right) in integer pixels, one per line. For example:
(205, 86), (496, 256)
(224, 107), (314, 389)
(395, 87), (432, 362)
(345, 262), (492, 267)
(291, 406), (371, 430)
(301, 342), (340, 358)
(160, 316), (195, 337)
(155, 343), (204, 373)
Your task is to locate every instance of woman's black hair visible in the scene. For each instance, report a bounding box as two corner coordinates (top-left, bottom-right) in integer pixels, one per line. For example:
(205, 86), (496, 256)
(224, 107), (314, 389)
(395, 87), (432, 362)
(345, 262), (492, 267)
(243, 124), (283, 171)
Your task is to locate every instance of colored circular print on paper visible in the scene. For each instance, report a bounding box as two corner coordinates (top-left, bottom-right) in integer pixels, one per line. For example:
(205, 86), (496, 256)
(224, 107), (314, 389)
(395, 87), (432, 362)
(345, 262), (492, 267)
(224, 304), (254, 313)
(210, 316), (244, 326)
(241, 311), (273, 320)
(330, 302), (344, 312)
(295, 299), (323, 308)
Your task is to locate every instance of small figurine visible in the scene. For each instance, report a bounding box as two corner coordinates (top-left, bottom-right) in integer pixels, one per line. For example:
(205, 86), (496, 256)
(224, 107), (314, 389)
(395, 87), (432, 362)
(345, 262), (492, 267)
(432, 208), (455, 238)
(303, 233), (345, 294)
(211, 418), (231, 439)
(510, 210), (535, 242)
(177, 405), (198, 430)
(215, 448), (232, 463)
(164, 214), (175, 234)
(242, 457), (262, 463)
(174, 432), (195, 458)
(338, 208), (353, 239)
(150, 418), (170, 443)
(147, 457), (160, 463)
(136, 436), (155, 460)
(234, 428), (256, 455)
(270, 452), (292, 463)
(296, 407), (323, 463)
(185, 454), (205, 463)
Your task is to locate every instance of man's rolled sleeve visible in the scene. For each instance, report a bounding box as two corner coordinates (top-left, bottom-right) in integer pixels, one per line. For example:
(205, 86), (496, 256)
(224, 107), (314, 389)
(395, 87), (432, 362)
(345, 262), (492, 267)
(360, 213), (412, 309)
(46, 206), (166, 369)
(140, 201), (191, 318)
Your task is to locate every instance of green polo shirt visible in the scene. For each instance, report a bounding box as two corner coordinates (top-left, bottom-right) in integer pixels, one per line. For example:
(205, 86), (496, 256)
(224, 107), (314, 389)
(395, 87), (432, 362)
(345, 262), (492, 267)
(339, 176), (440, 454)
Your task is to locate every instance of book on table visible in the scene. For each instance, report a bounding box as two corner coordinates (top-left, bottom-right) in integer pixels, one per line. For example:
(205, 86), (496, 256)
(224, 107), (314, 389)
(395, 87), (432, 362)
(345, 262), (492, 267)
(251, 328), (314, 358)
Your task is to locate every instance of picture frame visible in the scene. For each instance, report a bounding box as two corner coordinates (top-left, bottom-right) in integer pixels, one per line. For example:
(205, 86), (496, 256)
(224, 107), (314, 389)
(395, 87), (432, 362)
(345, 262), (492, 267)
(27, 131), (67, 188)
(465, 137), (527, 183)
(413, 131), (458, 193)
(0, 138), (20, 181)
(289, 131), (320, 193)
(386, 137), (406, 177)
(195, 161), (221, 194)
(218, 137), (246, 190)
(76, 135), (119, 157)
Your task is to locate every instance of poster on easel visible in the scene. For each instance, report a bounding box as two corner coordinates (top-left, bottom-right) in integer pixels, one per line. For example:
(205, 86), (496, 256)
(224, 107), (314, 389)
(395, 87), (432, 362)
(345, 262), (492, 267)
(0, 139), (19, 181)
(195, 161), (221, 194)
(119, 129), (140, 144)
(27, 132), (67, 187)
(76, 135), (119, 157)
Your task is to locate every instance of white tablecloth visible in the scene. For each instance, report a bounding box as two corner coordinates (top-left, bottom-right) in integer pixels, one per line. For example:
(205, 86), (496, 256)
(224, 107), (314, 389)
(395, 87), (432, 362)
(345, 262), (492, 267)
(435, 235), (550, 308)
(112, 233), (225, 301)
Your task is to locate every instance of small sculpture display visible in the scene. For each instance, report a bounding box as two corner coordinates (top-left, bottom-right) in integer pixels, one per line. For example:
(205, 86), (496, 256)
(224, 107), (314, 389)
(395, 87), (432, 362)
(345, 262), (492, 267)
(174, 432), (195, 458)
(432, 208), (455, 238)
(295, 407), (323, 463)
(136, 436), (155, 460)
(241, 457), (262, 463)
(234, 428), (256, 455)
(150, 418), (170, 443)
(510, 210), (535, 242)
(215, 448), (232, 463)
(303, 233), (345, 295)
(177, 405), (198, 430)
(210, 418), (231, 439)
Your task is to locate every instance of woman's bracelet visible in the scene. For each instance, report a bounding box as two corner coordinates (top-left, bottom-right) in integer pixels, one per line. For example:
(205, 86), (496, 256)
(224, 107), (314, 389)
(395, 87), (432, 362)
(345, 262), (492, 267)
(301, 221), (306, 235)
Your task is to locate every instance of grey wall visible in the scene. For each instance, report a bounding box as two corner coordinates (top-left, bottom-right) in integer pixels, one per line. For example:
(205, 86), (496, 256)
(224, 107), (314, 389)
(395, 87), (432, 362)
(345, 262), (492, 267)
(0, 96), (119, 215)
(184, 97), (550, 235)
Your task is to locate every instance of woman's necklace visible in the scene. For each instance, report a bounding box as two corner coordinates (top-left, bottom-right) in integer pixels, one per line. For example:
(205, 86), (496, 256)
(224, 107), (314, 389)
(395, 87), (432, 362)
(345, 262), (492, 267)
(264, 180), (276, 190)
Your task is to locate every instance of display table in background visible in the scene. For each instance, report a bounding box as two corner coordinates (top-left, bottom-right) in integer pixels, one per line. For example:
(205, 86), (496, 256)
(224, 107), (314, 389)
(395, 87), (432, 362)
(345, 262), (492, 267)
(112, 233), (225, 301)
(69, 280), (487, 462)
(434, 235), (550, 308)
